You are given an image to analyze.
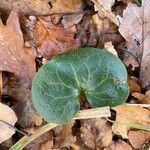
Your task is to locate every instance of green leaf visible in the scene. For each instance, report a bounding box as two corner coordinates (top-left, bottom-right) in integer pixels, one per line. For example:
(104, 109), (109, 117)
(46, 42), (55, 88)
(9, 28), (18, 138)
(32, 47), (129, 124)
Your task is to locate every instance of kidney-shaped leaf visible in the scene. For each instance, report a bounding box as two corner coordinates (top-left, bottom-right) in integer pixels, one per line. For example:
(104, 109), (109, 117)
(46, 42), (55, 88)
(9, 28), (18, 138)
(32, 48), (129, 124)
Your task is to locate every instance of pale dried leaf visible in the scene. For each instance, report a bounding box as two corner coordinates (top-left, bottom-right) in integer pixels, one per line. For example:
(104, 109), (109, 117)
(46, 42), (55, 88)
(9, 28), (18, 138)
(128, 130), (150, 149)
(92, 0), (119, 26)
(104, 41), (118, 56)
(112, 104), (150, 138)
(0, 102), (17, 144)
(118, 0), (150, 89)
(80, 118), (112, 149)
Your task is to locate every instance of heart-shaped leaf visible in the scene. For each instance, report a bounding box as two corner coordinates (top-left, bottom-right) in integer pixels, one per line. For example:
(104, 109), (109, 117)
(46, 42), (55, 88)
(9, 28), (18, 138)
(32, 48), (129, 124)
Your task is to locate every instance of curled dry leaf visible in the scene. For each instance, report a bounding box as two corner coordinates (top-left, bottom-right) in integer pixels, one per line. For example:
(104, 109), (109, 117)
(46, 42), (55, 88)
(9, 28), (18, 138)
(0, 102), (17, 144)
(118, 0), (150, 89)
(128, 130), (150, 149)
(33, 16), (81, 59)
(112, 104), (150, 138)
(104, 140), (132, 150)
(80, 118), (112, 149)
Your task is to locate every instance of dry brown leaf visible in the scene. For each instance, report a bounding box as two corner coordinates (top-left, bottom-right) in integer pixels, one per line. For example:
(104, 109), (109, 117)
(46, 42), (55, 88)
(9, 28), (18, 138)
(128, 130), (150, 149)
(0, 11), (36, 127)
(104, 41), (118, 56)
(53, 121), (76, 149)
(26, 131), (53, 150)
(62, 14), (83, 29)
(39, 140), (53, 150)
(104, 140), (132, 150)
(49, 0), (83, 13)
(91, 0), (118, 25)
(33, 16), (81, 59)
(118, 0), (150, 89)
(80, 118), (112, 149)
(0, 11), (36, 84)
(112, 104), (150, 138)
(0, 0), (50, 15)
(132, 90), (150, 104)
(92, 13), (123, 48)
(128, 78), (141, 93)
(0, 102), (17, 144)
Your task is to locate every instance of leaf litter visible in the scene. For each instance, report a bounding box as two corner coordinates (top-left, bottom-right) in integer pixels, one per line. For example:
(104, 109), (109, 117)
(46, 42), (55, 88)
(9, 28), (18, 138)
(0, 0), (150, 149)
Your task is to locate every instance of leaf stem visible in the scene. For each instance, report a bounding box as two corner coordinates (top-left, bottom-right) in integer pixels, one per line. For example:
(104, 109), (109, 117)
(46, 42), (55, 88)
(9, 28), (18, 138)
(10, 107), (110, 150)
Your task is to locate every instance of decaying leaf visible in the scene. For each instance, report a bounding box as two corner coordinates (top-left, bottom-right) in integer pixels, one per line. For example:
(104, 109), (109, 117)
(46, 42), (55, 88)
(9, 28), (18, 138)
(0, 11), (36, 84)
(33, 16), (81, 59)
(0, 102), (17, 144)
(104, 140), (132, 150)
(53, 121), (76, 149)
(92, 13), (123, 48)
(112, 104), (150, 138)
(0, 11), (36, 127)
(118, 0), (150, 89)
(26, 131), (53, 150)
(128, 130), (150, 149)
(80, 118), (112, 149)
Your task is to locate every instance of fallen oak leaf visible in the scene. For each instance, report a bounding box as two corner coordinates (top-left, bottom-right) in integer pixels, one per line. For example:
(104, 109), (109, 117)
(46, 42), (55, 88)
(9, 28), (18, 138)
(112, 104), (150, 138)
(33, 16), (81, 59)
(0, 102), (17, 144)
